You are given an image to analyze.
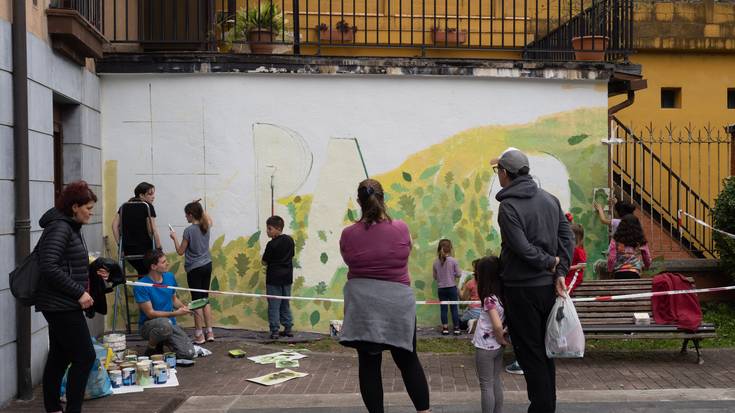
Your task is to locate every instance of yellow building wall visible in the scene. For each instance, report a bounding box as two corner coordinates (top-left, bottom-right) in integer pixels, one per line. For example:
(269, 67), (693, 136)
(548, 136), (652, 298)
(611, 52), (735, 254)
(616, 53), (735, 132)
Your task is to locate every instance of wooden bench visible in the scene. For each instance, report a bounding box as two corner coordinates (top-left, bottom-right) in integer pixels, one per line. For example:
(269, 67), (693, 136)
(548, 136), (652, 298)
(573, 278), (716, 364)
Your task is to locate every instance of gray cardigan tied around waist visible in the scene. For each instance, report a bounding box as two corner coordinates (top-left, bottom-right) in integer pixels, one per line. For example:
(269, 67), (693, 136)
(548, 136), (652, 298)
(339, 277), (416, 352)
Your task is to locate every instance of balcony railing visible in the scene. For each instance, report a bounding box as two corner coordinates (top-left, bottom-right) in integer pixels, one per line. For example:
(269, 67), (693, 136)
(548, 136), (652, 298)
(99, 0), (633, 61)
(50, 0), (103, 33)
(523, 0), (633, 61)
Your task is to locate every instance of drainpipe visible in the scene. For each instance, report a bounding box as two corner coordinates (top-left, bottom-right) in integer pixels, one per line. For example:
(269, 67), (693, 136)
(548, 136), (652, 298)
(608, 89), (635, 117)
(606, 89), (636, 221)
(727, 124), (735, 177)
(12, 0), (33, 401)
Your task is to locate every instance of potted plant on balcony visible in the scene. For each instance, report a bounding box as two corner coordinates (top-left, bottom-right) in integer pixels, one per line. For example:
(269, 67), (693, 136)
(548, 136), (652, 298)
(431, 27), (467, 45)
(316, 20), (358, 42)
(226, 3), (284, 54)
(571, 35), (609, 61)
(571, 11), (609, 61)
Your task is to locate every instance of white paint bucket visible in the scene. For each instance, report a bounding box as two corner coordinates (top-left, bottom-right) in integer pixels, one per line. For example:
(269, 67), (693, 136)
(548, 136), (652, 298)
(103, 333), (127, 352)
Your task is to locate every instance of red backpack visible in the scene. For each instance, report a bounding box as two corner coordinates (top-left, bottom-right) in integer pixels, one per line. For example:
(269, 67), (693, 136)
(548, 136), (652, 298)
(651, 272), (702, 331)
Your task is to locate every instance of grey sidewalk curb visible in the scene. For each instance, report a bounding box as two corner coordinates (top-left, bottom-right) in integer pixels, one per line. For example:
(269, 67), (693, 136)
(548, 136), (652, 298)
(175, 388), (735, 412)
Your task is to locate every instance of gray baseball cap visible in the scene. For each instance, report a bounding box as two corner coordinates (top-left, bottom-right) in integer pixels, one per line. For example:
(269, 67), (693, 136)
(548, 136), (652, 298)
(490, 147), (530, 174)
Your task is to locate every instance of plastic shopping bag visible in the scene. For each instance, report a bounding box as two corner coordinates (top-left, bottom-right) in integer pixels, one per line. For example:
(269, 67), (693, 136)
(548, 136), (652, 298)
(61, 340), (112, 400)
(545, 295), (585, 358)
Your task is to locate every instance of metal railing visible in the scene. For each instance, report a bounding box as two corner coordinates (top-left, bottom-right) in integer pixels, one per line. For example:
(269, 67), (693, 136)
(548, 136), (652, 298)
(50, 0), (104, 32)
(610, 117), (732, 259)
(523, 0), (633, 61)
(98, 0), (632, 61)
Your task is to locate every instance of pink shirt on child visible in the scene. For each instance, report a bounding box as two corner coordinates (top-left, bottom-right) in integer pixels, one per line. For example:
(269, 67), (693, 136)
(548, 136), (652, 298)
(339, 219), (412, 286)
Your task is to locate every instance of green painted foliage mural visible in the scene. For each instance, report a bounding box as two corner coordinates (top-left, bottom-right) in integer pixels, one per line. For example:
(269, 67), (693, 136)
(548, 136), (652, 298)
(117, 108), (608, 334)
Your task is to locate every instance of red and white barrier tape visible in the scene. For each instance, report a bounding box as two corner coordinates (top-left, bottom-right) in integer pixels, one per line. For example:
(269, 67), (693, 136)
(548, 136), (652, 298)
(127, 281), (735, 305)
(678, 209), (735, 239)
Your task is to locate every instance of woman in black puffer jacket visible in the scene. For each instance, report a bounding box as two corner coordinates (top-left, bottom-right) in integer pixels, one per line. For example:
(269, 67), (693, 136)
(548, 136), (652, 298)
(36, 181), (108, 413)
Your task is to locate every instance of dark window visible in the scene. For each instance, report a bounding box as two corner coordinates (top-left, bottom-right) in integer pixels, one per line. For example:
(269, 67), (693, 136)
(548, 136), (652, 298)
(661, 88), (681, 109)
(728, 89), (735, 109)
(53, 106), (64, 197)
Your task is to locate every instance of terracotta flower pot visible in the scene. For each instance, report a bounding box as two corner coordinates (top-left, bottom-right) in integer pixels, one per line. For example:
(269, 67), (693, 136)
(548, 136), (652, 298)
(432, 30), (467, 44)
(571, 35), (609, 61)
(248, 29), (275, 54)
(318, 28), (354, 42)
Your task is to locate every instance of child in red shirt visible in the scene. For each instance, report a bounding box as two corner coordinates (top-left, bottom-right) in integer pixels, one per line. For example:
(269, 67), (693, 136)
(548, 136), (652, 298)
(565, 222), (587, 296)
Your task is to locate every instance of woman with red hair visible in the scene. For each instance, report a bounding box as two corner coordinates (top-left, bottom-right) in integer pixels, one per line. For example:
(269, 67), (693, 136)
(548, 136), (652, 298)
(36, 181), (108, 413)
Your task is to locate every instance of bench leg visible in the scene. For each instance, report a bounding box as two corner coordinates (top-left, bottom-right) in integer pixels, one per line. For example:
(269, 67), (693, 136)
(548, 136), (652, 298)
(693, 338), (704, 365)
(680, 338), (690, 354)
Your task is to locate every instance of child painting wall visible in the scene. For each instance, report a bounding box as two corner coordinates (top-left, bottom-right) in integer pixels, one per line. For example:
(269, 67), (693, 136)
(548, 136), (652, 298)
(102, 73), (609, 331)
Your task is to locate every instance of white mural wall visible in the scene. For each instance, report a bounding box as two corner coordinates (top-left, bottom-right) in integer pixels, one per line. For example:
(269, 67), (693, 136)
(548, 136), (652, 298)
(101, 73), (609, 330)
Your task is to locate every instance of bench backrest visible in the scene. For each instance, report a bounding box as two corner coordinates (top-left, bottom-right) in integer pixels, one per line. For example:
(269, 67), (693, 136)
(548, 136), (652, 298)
(573, 277), (695, 326)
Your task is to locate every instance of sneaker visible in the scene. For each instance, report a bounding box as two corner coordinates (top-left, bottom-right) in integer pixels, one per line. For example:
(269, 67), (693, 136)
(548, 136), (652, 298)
(193, 334), (206, 345)
(205, 331), (215, 342)
(453, 329), (461, 336)
(176, 358), (195, 367)
(505, 361), (524, 375)
(279, 329), (294, 338)
(441, 329), (450, 336)
(269, 332), (280, 340)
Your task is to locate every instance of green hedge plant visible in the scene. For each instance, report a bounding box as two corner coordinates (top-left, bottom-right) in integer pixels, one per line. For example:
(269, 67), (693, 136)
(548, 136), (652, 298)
(712, 176), (735, 281)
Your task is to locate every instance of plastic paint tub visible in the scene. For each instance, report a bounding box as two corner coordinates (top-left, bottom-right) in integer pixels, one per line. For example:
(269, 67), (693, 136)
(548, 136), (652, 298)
(102, 333), (126, 352)
(109, 370), (122, 388)
(164, 352), (176, 369)
(151, 354), (164, 362)
(136, 363), (152, 386)
(153, 364), (168, 384)
(122, 367), (136, 386)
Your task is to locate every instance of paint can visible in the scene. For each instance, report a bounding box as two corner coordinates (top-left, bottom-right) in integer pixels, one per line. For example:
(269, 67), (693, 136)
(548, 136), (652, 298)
(109, 370), (122, 388)
(121, 367), (136, 386)
(136, 362), (152, 386)
(102, 333), (126, 352)
(124, 354), (138, 363)
(153, 363), (168, 384)
(151, 354), (164, 362)
(137, 356), (150, 362)
(164, 352), (176, 369)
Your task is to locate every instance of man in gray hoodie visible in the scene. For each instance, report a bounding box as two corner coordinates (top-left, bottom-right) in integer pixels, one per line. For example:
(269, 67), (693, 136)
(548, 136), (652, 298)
(492, 147), (575, 413)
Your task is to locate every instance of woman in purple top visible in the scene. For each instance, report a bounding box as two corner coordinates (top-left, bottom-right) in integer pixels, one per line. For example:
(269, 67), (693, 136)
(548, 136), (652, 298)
(433, 239), (462, 335)
(339, 179), (431, 413)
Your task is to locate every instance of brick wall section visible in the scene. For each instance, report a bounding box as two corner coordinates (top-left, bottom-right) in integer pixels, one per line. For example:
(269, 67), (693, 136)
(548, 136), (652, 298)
(633, 209), (695, 260)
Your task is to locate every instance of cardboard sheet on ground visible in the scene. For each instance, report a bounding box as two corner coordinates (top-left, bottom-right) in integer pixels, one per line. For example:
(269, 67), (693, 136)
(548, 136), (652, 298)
(247, 351), (307, 365)
(111, 370), (179, 395)
(275, 359), (299, 368)
(247, 369), (309, 386)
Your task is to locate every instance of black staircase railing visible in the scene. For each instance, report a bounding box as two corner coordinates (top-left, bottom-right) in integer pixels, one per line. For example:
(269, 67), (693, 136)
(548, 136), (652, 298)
(610, 117), (732, 258)
(523, 0), (633, 61)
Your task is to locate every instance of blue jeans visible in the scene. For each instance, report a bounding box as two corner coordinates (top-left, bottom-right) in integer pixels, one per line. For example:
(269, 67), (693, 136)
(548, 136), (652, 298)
(438, 286), (460, 328)
(266, 284), (293, 333)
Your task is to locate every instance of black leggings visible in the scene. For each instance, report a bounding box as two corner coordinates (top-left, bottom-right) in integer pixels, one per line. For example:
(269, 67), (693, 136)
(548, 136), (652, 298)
(187, 262), (212, 300)
(357, 348), (430, 413)
(42, 311), (96, 413)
